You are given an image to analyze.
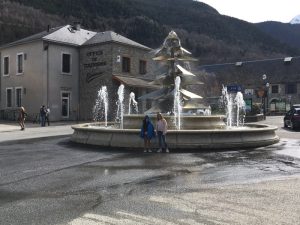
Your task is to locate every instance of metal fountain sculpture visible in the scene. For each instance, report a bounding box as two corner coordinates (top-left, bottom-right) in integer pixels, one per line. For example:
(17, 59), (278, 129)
(139, 31), (203, 114)
(123, 31), (214, 130)
(71, 31), (279, 150)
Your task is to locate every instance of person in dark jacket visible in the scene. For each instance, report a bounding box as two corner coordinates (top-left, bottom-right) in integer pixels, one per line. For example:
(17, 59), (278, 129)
(40, 105), (47, 127)
(45, 106), (50, 126)
(140, 115), (156, 152)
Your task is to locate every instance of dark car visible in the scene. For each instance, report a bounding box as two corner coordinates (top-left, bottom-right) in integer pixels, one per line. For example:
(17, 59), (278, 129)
(284, 107), (300, 130)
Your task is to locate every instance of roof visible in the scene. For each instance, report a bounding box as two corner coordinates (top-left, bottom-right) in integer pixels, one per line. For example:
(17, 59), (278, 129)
(83, 31), (151, 50)
(0, 26), (62, 49)
(0, 25), (96, 49)
(113, 75), (160, 89)
(0, 26), (150, 50)
(42, 25), (96, 46)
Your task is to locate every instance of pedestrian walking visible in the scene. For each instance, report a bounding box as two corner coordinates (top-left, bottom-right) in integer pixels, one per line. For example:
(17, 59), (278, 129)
(18, 106), (27, 130)
(40, 105), (47, 127)
(45, 106), (50, 126)
(140, 115), (156, 153)
(156, 113), (169, 153)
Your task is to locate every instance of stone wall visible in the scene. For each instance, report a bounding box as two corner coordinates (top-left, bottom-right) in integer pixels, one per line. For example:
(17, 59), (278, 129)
(79, 42), (152, 121)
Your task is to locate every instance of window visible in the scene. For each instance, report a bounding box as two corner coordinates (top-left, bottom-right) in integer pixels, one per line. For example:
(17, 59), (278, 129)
(122, 57), (130, 73)
(6, 88), (12, 108)
(61, 92), (70, 118)
(286, 83), (297, 94)
(139, 60), (147, 75)
(271, 85), (279, 94)
(62, 53), (71, 74)
(3, 56), (9, 76)
(15, 88), (22, 107)
(16, 53), (24, 74)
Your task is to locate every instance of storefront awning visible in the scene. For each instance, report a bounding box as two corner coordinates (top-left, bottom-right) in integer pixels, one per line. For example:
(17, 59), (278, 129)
(183, 102), (206, 109)
(113, 75), (160, 89)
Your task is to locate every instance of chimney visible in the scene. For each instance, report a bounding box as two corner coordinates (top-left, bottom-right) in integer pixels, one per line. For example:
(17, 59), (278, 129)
(47, 25), (50, 32)
(73, 22), (81, 31)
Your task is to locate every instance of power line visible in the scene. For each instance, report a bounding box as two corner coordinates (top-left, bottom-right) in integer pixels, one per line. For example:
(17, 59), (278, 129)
(200, 55), (300, 68)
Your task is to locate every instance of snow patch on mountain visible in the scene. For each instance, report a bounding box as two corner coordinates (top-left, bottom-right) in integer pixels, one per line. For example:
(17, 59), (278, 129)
(290, 15), (300, 24)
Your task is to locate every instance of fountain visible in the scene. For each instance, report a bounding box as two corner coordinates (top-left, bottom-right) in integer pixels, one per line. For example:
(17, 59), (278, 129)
(93, 86), (108, 127)
(128, 92), (138, 114)
(116, 84), (124, 129)
(71, 31), (279, 150)
(222, 85), (233, 127)
(234, 91), (246, 127)
(221, 86), (246, 128)
(173, 76), (182, 130)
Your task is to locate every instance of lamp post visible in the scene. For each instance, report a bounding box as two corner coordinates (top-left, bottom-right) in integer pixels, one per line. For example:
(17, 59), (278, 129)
(262, 74), (269, 119)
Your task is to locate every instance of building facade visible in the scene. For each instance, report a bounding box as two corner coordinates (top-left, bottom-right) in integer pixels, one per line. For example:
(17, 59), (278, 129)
(79, 32), (155, 120)
(0, 25), (154, 121)
(201, 56), (300, 114)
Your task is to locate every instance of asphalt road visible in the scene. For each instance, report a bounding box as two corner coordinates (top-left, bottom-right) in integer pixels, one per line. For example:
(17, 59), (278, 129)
(0, 117), (299, 225)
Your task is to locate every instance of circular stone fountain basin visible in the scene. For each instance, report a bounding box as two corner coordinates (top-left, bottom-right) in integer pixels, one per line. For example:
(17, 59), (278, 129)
(123, 114), (226, 130)
(71, 122), (279, 150)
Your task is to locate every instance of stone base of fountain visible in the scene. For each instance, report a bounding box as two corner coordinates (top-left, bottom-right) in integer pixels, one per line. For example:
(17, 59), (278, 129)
(71, 115), (279, 150)
(123, 114), (226, 130)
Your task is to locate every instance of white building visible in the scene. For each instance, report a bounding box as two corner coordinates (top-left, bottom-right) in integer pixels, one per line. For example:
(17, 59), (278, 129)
(0, 24), (154, 121)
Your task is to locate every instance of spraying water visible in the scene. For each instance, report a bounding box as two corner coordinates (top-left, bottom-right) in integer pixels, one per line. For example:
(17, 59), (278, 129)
(128, 92), (139, 114)
(221, 85), (246, 127)
(173, 76), (182, 130)
(117, 84), (125, 129)
(222, 85), (233, 127)
(93, 86), (108, 127)
(234, 91), (246, 127)
(204, 106), (211, 116)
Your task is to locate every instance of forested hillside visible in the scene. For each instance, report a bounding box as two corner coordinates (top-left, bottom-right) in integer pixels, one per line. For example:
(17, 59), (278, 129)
(1, 0), (299, 64)
(256, 21), (300, 50)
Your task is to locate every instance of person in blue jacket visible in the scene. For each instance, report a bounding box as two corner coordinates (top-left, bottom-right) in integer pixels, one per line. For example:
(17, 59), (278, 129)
(140, 115), (156, 152)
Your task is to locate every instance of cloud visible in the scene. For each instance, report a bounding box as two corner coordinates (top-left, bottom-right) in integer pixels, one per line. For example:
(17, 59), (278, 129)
(199, 0), (300, 23)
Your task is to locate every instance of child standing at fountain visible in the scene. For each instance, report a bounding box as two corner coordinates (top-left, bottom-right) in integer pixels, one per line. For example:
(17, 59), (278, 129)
(140, 115), (155, 153)
(156, 113), (169, 153)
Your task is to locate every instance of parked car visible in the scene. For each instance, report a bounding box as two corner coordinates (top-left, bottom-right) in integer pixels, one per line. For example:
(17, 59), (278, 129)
(284, 107), (300, 130)
(292, 104), (300, 109)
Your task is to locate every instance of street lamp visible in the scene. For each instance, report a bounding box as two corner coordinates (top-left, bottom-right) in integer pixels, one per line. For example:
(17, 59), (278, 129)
(265, 82), (270, 116)
(262, 74), (269, 119)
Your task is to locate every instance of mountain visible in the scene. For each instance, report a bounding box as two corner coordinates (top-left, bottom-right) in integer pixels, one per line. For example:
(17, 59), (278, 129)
(255, 21), (300, 50)
(1, 0), (299, 64)
(290, 15), (300, 24)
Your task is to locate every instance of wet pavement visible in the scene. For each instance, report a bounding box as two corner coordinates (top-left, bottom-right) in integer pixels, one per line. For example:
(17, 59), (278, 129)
(0, 117), (300, 224)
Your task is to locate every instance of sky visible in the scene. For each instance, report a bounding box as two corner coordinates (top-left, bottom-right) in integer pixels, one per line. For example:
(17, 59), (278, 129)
(198, 0), (300, 23)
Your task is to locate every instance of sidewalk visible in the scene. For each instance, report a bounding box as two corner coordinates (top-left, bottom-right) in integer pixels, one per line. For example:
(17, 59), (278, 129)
(0, 120), (81, 143)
